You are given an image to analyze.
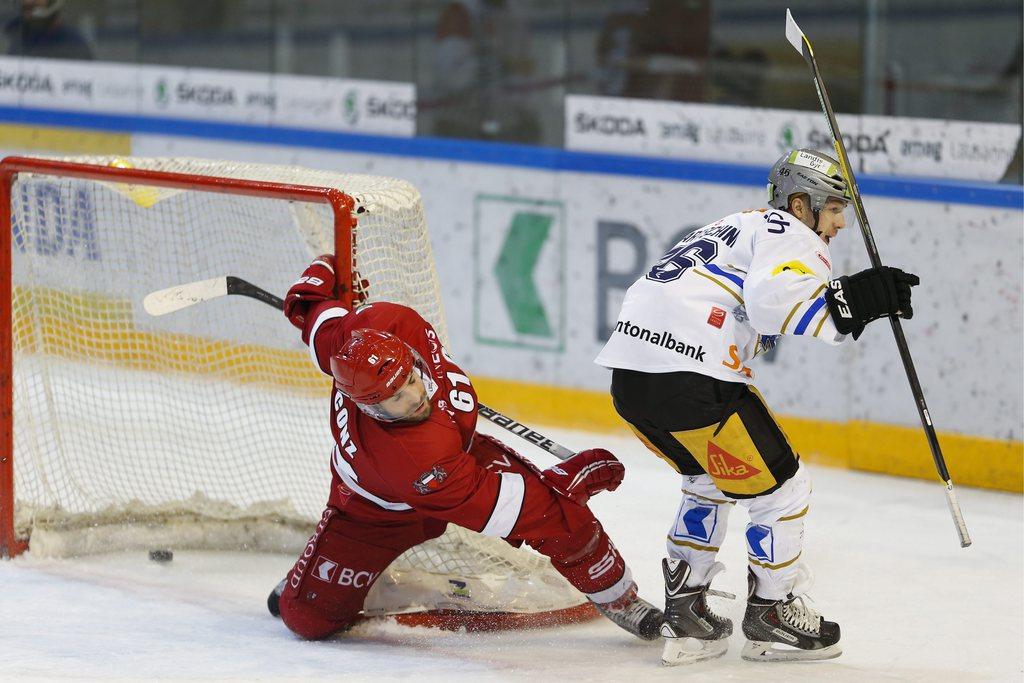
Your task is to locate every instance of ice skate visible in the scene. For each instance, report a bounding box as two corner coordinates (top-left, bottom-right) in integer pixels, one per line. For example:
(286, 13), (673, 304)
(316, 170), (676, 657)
(741, 570), (841, 661)
(591, 582), (664, 640)
(660, 558), (732, 666)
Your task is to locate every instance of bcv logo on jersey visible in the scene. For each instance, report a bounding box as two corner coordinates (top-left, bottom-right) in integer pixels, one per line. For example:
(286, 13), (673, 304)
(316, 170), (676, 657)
(312, 555), (379, 588)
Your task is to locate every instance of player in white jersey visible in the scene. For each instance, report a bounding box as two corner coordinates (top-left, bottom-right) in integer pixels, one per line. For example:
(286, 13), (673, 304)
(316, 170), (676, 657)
(596, 149), (919, 665)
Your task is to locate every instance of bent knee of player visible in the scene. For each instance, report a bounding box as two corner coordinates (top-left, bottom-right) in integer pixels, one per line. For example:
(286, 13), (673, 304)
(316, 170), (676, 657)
(278, 591), (359, 640)
(747, 464), (811, 523)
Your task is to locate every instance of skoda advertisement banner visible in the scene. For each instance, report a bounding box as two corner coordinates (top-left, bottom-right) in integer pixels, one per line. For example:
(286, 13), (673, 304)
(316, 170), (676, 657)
(0, 57), (139, 113)
(566, 95), (1021, 182)
(0, 56), (415, 137)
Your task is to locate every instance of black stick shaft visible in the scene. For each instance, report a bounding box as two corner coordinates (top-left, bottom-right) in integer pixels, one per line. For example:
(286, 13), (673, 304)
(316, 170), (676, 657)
(789, 12), (970, 547)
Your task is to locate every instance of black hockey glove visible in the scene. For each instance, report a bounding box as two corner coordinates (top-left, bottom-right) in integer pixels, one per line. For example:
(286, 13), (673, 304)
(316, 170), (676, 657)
(825, 266), (919, 340)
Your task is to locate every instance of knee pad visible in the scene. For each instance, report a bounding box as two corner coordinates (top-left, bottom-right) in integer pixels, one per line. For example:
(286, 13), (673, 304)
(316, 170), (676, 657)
(745, 466), (812, 600)
(544, 522), (628, 599)
(279, 507), (401, 640)
(279, 591), (357, 640)
(666, 488), (732, 585)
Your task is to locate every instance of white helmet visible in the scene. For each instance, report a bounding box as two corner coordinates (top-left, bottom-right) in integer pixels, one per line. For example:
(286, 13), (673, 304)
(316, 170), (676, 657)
(767, 149), (850, 212)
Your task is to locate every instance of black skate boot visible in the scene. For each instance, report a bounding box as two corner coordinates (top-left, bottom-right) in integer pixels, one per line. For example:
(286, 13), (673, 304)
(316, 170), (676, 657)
(741, 570), (841, 662)
(591, 581), (664, 641)
(267, 578), (286, 617)
(660, 558), (733, 666)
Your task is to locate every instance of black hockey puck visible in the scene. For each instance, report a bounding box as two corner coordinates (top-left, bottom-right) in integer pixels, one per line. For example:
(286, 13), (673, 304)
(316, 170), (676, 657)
(149, 549), (173, 563)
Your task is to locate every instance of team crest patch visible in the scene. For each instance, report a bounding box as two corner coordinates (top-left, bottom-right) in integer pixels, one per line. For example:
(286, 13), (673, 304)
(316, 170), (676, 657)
(414, 465), (448, 494)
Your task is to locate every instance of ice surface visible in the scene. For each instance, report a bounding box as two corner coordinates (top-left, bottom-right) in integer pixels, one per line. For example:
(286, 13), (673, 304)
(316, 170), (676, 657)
(3, 421), (1021, 681)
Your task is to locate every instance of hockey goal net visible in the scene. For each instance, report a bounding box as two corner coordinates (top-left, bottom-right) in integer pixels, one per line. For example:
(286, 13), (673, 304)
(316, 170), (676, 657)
(0, 155), (595, 629)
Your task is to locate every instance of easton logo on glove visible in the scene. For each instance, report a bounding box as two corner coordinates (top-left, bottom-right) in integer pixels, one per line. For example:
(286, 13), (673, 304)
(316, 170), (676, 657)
(824, 265), (919, 339)
(827, 279), (852, 319)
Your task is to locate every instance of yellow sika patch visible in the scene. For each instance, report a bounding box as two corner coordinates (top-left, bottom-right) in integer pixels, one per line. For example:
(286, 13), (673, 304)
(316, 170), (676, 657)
(0, 123), (130, 156)
(670, 415), (779, 496)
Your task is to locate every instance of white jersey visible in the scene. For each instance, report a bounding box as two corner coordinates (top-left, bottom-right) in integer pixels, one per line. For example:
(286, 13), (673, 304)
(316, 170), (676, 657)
(595, 208), (845, 383)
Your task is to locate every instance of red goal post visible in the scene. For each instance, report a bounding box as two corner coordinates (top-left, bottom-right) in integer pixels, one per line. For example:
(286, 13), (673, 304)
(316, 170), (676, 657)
(0, 155), (358, 558)
(0, 154), (596, 631)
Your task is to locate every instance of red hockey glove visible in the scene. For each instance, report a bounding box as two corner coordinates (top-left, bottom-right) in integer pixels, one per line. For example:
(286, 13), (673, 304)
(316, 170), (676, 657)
(284, 254), (337, 329)
(542, 449), (625, 506)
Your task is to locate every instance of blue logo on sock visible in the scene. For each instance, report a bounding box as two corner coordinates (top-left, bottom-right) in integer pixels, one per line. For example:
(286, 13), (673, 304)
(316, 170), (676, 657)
(676, 505), (716, 542)
(746, 524), (774, 562)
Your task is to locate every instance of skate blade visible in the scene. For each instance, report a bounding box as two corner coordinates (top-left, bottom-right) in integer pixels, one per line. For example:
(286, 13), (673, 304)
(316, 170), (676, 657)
(661, 637), (728, 666)
(741, 640), (842, 662)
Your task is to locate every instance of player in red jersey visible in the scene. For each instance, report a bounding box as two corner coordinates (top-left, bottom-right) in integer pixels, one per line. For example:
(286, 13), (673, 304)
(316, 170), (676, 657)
(267, 255), (663, 641)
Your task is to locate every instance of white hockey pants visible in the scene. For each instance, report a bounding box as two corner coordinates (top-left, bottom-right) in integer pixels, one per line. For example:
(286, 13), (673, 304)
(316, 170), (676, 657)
(666, 462), (811, 601)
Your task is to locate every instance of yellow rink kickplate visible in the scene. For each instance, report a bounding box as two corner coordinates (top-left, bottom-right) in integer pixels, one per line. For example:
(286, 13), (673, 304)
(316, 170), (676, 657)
(0, 123), (131, 156)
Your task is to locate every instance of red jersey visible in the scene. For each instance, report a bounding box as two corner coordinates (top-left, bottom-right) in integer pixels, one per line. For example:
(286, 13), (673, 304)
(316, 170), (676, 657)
(301, 301), (529, 538)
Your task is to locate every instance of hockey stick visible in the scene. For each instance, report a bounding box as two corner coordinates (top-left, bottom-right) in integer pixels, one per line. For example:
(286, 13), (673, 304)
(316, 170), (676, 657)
(144, 277), (576, 461)
(785, 9), (971, 548)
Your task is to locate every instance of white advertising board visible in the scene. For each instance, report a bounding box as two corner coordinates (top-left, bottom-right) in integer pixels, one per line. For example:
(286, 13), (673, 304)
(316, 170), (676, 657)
(0, 56), (415, 136)
(566, 95), (1022, 182)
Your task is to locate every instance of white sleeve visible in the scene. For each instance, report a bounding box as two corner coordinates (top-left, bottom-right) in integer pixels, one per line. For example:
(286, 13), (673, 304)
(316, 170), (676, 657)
(744, 231), (845, 345)
(307, 304), (350, 374)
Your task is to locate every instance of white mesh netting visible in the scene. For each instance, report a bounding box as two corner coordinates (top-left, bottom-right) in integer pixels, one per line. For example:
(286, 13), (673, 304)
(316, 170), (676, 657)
(8, 156), (582, 616)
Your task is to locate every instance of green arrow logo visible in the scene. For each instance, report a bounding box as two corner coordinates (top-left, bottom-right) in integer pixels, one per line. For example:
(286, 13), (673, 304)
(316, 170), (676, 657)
(493, 212), (553, 337)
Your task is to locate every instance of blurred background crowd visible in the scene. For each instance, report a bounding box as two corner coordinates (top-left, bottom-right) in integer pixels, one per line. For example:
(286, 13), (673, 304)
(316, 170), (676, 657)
(2, 0), (1020, 176)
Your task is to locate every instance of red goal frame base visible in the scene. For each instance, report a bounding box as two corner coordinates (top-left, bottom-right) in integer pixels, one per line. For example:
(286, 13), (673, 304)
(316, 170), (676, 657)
(381, 601), (601, 632)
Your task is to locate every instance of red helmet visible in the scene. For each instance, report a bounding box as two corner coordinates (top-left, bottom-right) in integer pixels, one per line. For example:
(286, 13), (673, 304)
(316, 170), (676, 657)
(330, 328), (415, 404)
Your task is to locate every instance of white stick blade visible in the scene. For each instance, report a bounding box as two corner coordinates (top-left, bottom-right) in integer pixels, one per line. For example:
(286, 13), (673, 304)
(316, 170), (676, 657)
(143, 277), (229, 316)
(785, 9), (805, 53)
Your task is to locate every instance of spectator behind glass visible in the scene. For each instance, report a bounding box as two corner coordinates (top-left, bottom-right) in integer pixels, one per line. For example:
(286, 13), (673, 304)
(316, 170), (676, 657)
(628, 0), (710, 102)
(594, 3), (645, 97)
(4, 0), (93, 60)
(713, 47), (769, 107)
(431, 0), (540, 143)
